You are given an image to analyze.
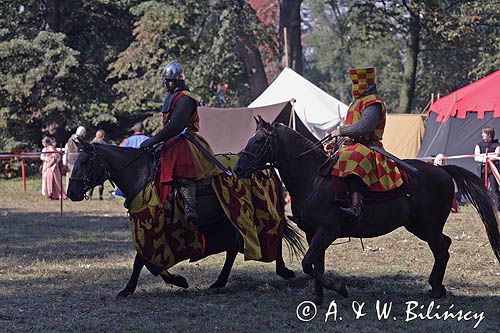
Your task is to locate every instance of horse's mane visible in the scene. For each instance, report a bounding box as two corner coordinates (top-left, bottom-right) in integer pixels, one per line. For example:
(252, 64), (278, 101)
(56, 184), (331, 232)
(274, 123), (327, 162)
(93, 143), (142, 155)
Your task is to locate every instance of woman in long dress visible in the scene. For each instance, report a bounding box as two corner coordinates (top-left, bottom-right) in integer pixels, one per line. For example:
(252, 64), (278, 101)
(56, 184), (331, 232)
(41, 136), (66, 200)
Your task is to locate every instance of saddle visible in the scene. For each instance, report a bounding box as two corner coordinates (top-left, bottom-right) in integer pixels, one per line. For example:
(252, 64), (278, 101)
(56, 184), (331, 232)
(332, 167), (414, 205)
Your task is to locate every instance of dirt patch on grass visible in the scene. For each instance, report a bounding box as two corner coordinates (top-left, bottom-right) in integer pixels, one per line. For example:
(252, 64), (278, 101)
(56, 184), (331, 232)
(0, 179), (498, 331)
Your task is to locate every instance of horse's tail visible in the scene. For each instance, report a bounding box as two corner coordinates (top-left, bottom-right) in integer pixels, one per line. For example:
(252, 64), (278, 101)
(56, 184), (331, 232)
(282, 219), (305, 260)
(442, 165), (500, 263)
(276, 177), (305, 259)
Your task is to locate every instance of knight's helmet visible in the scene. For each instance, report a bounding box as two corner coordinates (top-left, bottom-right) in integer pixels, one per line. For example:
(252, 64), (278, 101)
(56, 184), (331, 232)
(348, 67), (376, 99)
(162, 60), (185, 87)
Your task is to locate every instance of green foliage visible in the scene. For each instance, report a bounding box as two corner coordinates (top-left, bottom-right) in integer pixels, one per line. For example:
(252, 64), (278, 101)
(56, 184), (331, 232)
(109, 0), (273, 132)
(304, 0), (403, 111)
(304, 0), (499, 113)
(0, 32), (79, 148)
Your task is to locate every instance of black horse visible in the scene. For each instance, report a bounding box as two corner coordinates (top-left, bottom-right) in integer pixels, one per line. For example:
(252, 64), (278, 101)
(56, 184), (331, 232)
(67, 139), (302, 297)
(234, 117), (500, 305)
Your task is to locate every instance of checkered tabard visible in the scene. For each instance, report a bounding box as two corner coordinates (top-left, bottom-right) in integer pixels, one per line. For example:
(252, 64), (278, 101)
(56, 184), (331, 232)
(332, 142), (403, 192)
(345, 94), (387, 141)
(333, 93), (402, 192)
(349, 67), (376, 99)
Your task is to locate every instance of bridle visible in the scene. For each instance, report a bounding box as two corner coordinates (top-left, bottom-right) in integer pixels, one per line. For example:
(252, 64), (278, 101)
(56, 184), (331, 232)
(239, 124), (337, 172)
(70, 144), (147, 198)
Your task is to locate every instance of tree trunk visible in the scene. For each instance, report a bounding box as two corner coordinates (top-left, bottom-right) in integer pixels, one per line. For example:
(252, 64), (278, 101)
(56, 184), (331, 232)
(398, 13), (420, 114)
(41, 0), (60, 32)
(279, 0), (303, 74)
(236, 38), (269, 99)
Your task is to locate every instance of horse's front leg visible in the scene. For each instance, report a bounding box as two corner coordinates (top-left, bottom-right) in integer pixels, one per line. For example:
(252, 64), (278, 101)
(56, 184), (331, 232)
(304, 232), (325, 305)
(209, 249), (238, 288)
(117, 253), (144, 298)
(160, 272), (189, 289)
(302, 227), (348, 298)
(275, 237), (296, 280)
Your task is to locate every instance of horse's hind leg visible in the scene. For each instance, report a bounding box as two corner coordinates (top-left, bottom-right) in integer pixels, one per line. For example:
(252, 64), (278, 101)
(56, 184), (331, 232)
(427, 234), (451, 298)
(117, 253), (144, 298)
(209, 249), (238, 288)
(302, 227), (348, 298)
(275, 239), (295, 280)
(406, 225), (451, 298)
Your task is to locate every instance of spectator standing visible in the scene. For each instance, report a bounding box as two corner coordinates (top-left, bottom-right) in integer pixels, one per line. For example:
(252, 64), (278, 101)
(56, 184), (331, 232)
(114, 122), (150, 198)
(42, 136), (66, 200)
(87, 130), (107, 200)
(120, 122), (150, 148)
(64, 126), (86, 191)
(474, 125), (500, 210)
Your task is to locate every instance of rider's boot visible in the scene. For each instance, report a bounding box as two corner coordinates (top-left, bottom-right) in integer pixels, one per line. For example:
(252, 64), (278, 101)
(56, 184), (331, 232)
(339, 192), (363, 221)
(180, 181), (199, 223)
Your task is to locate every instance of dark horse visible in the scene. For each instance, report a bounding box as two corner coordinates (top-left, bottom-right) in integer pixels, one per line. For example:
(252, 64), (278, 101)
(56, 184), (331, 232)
(67, 139), (302, 297)
(234, 118), (500, 305)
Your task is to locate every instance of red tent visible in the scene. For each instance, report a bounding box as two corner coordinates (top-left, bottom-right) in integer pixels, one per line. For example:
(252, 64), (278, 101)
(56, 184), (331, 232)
(429, 70), (500, 122)
(419, 70), (500, 173)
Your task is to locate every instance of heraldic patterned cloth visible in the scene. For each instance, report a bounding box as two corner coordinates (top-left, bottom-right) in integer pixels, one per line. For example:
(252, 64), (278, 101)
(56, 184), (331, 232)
(128, 155), (285, 275)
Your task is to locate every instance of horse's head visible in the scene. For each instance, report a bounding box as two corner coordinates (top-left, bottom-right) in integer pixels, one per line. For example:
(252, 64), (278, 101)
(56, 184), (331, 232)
(234, 116), (278, 179)
(67, 138), (109, 201)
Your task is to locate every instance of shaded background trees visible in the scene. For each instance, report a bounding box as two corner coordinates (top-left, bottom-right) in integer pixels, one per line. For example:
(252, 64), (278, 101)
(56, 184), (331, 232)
(0, 0), (498, 150)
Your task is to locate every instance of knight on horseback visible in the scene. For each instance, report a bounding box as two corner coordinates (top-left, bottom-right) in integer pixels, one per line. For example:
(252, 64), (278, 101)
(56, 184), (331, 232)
(328, 67), (403, 220)
(140, 60), (220, 223)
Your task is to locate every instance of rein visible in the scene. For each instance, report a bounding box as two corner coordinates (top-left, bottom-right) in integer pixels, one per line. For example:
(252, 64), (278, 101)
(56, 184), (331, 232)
(240, 125), (338, 172)
(70, 144), (147, 198)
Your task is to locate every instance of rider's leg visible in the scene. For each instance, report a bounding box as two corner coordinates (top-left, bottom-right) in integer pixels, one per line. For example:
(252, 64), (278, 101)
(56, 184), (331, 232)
(178, 178), (198, 223)
(339, 175), (368, 220)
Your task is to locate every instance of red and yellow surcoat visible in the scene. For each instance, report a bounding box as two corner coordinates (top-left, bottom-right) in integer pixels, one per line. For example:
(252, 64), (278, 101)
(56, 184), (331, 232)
(331, 95), (403, 192)
(159, 92), (220, 185)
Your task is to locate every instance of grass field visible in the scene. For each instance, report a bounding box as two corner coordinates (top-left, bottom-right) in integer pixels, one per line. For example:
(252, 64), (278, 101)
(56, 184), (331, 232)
(0, 178), (499, 332)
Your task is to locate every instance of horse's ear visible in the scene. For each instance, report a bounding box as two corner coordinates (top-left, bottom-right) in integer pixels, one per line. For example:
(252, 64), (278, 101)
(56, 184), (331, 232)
(256, 115), (271, 127)
(254, 116), (260, 127)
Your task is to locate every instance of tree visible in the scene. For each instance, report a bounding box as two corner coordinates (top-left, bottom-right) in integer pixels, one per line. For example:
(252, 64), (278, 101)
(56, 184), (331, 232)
(0, 32), (79, 148)
(351, 0), (499, 113)
(0, 0), (138, 148)
(303, 0), (403, 110)
(280, 0), (303, 73)
(109, 0), (271, 134)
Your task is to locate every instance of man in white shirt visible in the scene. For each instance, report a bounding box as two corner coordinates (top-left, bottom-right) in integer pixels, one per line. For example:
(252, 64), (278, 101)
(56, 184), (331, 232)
(474, 125), (500, 210)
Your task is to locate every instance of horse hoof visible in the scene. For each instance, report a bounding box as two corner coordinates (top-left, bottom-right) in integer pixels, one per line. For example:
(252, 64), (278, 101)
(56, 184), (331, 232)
(171, 276), (189, 289)
(429, 286), (446, 299)
(277, 268), (296, 280)
(209, 280), (227, 289)
(116, 289), (133, 298)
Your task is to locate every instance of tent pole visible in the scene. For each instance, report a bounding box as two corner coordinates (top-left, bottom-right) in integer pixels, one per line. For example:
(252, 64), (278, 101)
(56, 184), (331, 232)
(291, 100), (296, 130)
(284, 27), (289, 68)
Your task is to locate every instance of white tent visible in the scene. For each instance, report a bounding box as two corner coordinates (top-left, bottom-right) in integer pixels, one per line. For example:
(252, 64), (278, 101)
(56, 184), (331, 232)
(249, 67), (348, 139)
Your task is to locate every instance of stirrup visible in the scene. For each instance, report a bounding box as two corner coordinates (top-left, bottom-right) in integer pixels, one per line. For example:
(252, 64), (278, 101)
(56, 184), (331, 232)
(185, 207), (199, 223)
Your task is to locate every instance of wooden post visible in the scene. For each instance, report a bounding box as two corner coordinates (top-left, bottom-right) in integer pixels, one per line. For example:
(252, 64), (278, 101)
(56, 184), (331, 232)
(485, 148), (489, 188)
(21, 159), (26, 192)
(60, 152), (63, 216)
(284, 27), (289, 68)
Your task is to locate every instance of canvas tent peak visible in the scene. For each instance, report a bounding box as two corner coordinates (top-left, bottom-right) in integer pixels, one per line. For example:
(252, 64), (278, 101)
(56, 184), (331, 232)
(198, 101), (317, 155)
(249, 67), (348, 139)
